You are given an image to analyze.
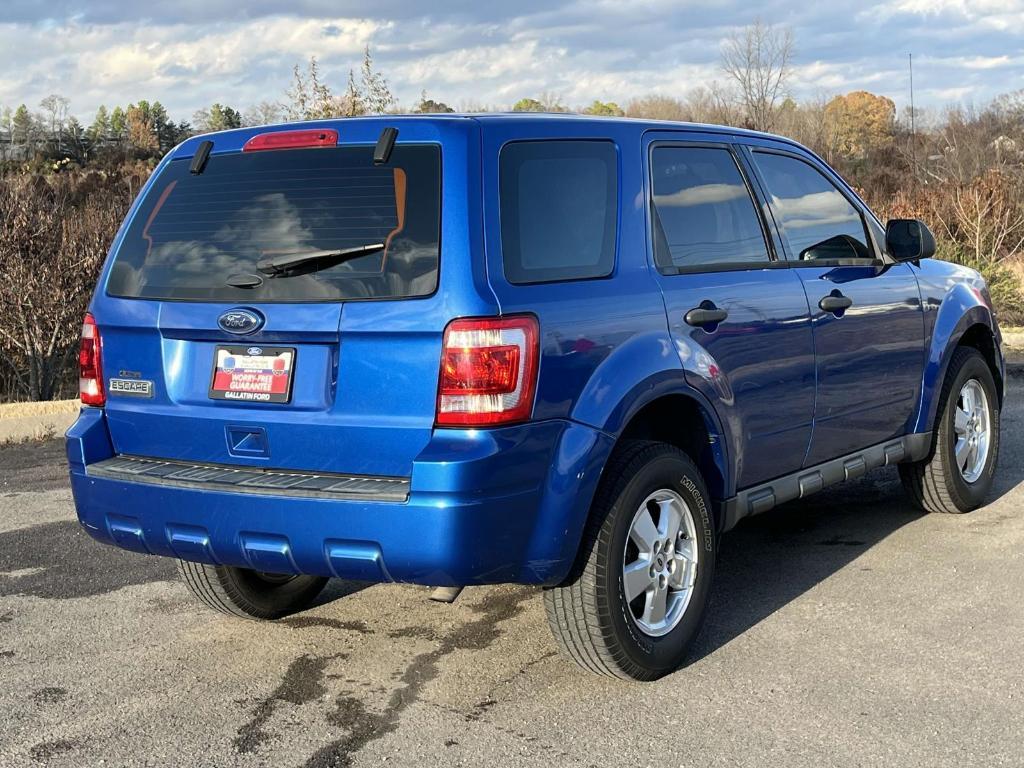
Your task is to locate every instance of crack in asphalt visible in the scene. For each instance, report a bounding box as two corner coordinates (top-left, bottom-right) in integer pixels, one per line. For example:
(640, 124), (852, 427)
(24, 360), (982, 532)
(283, 616), (372, 634)
(234, 652), (345, 754)
(301, 586), (535, 768)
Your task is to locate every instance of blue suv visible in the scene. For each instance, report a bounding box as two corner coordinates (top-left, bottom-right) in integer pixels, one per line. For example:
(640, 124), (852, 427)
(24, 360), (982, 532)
(68, 115), (1004, 680)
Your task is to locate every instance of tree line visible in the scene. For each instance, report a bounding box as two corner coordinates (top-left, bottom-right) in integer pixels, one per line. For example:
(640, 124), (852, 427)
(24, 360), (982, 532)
(1, 30), (1023, 402)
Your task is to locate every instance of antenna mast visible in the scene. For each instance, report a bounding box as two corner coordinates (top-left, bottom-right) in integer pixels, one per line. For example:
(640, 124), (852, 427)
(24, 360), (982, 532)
(909, 53), (917, 185)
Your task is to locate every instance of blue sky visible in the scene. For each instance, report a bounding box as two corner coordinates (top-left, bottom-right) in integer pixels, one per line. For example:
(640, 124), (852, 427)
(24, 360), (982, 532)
(1, 0), (1022, 122)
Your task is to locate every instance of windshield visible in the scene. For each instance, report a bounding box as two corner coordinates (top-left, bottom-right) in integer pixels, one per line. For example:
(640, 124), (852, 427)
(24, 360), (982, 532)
(107, 144), (441, 302)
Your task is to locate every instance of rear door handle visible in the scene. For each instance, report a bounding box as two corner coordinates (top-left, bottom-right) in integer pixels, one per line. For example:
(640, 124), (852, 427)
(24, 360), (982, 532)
(684, 306), (729, 328)
(819, 293), (853, 315)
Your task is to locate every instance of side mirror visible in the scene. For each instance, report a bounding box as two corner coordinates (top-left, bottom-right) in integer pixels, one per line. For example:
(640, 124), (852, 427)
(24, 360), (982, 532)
(885, 218), (936, 262)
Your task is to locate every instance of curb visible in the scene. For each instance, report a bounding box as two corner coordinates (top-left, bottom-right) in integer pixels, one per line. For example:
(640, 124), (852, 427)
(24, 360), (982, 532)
(0, 399), (79, 445)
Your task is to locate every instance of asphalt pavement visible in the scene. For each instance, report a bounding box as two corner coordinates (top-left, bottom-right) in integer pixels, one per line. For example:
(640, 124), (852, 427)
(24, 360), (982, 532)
(1, 374), (1022, 767)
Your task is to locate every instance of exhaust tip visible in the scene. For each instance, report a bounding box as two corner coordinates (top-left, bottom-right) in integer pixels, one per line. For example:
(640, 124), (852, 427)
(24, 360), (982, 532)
(428, 586), (464, 603)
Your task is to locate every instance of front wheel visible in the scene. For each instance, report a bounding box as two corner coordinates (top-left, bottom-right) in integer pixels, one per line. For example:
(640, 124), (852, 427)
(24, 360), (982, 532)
(176, 560), (328, 620)
(544, 441), (716, 680)
(899, 347), (1000, 514)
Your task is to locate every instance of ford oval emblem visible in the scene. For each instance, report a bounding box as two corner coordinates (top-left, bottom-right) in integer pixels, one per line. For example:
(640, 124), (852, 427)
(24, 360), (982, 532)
(218, 308), (264, 335)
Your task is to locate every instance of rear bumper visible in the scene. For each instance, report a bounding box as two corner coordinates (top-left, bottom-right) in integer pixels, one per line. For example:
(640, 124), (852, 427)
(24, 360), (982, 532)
(67, 408), (613, 586)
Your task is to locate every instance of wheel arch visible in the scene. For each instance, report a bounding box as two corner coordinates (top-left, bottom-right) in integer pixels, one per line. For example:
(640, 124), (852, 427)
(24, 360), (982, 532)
(957, 322), (1004, 406)
(588, 380), (733, 534)
(916, 296), (1003, 433)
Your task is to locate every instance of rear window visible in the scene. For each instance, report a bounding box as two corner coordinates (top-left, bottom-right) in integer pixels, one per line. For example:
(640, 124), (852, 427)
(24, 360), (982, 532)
(499, 140), (618, 284)
(107, 144), (441, 302)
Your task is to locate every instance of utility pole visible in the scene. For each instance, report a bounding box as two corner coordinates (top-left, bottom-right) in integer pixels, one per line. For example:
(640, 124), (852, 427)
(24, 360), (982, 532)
(909, 53), (917, 187)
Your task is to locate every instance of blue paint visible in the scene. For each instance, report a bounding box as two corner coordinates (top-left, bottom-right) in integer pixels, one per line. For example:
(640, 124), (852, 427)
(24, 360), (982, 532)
(68, 115), (1003, 587)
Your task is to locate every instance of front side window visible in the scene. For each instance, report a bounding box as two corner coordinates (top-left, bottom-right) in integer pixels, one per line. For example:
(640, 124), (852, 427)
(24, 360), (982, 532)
(650, 146), (770, 271)
(499, 140), (618, 284)
(751, 151), (873, 262)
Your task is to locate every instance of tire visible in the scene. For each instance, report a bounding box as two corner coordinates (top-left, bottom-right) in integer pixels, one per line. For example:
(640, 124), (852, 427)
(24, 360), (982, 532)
(544, 441), (716, 681)
(899, 347), (1000, 514)
(176, 560), (328, 620)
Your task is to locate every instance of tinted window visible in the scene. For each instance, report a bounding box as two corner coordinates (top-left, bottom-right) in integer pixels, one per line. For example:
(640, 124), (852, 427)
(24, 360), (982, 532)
(651, 146), (769, 270)
(500, 141), (617, 284)
(752, 152), (873, 262)
(107, 144), (441, 301)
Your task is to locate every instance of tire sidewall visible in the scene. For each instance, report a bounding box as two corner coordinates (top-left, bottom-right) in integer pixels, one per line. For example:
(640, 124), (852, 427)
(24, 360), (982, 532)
(941, 353), (1000, 506)
(229, 569), (328, 616)
(600, 451), (716, 676)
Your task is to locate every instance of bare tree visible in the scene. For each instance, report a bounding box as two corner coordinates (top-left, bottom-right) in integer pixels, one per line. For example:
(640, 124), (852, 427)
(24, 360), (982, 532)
(360, 46), (395, 115)
(682, 84), (740, 125)
(338, 69), (364, 117)
(774, 93), (842, 161)
(284, 57), (340, 120)
(243, 101), (284, 127)
(283, 48), (394, 119)
(39, 94), (70, 148)
(625, 95), (688, 121)
(720, 20), (794, 131)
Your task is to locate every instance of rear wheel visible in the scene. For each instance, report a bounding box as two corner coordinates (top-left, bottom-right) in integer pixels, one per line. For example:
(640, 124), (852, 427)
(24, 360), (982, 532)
(176, 560), (328, 620)
(899, 347), (1000, 514)
(544, 441), (716, 680)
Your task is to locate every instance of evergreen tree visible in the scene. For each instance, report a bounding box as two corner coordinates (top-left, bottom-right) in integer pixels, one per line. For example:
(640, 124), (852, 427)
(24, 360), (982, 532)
(64, 117), (90, 163)
(11, 104), (34, 146)
(89, 105), (111, 142)
(193, 103), (243, 133)
(109, 106), (127, 140)
(150, 101), (186, 152)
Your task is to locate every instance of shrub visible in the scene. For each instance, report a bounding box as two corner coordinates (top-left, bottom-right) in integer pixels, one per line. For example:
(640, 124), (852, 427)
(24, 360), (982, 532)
(0, 168), (141, 401)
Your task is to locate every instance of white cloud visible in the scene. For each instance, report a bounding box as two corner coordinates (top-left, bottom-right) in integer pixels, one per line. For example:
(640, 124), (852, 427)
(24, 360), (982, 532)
(0, 2), (1021, 124)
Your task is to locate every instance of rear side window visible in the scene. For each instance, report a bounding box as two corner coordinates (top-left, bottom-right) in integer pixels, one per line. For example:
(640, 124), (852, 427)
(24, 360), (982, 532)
(751, 151), (873, 262)
(650, 146), (769, 271)
(499, 140), (618, 284)
(107, 144), (441, 302)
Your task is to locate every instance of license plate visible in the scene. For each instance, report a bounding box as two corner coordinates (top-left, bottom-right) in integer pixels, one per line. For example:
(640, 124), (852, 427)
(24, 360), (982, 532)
(209, 345), (295, 403)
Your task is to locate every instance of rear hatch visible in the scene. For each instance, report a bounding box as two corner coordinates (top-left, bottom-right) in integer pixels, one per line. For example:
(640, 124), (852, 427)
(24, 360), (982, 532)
(93, 123), (478, 478)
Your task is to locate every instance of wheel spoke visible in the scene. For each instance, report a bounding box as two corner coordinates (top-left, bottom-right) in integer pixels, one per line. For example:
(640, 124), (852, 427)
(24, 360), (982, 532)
(623, 559), (653, 602)
(955, 437), (970, 471)
(629, 508), (659, 552)
(954, 406), (970, 434)
(658, 498), (682, 542)
(645, 584), (668, 626)
(961, 387), (974, 415)
(675, 535), (695, 564)
(670, 552), (695, 589)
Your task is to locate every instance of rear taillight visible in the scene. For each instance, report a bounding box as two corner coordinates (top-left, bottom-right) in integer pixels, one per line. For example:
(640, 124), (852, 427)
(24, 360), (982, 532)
(436, 316), (539, 427)
(79, 313), (104, 407)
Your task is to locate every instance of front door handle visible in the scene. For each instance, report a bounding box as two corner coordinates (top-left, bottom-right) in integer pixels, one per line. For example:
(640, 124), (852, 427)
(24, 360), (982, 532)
(684, 305), (729, 328)
(819, 293), (853, 315)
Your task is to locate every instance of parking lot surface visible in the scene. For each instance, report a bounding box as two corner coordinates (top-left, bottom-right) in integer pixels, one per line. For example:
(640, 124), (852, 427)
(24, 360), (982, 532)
(1, 374), (1022, 768)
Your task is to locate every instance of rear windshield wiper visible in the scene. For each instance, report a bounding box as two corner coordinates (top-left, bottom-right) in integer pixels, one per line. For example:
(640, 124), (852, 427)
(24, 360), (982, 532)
(256, 243), (385, 276)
